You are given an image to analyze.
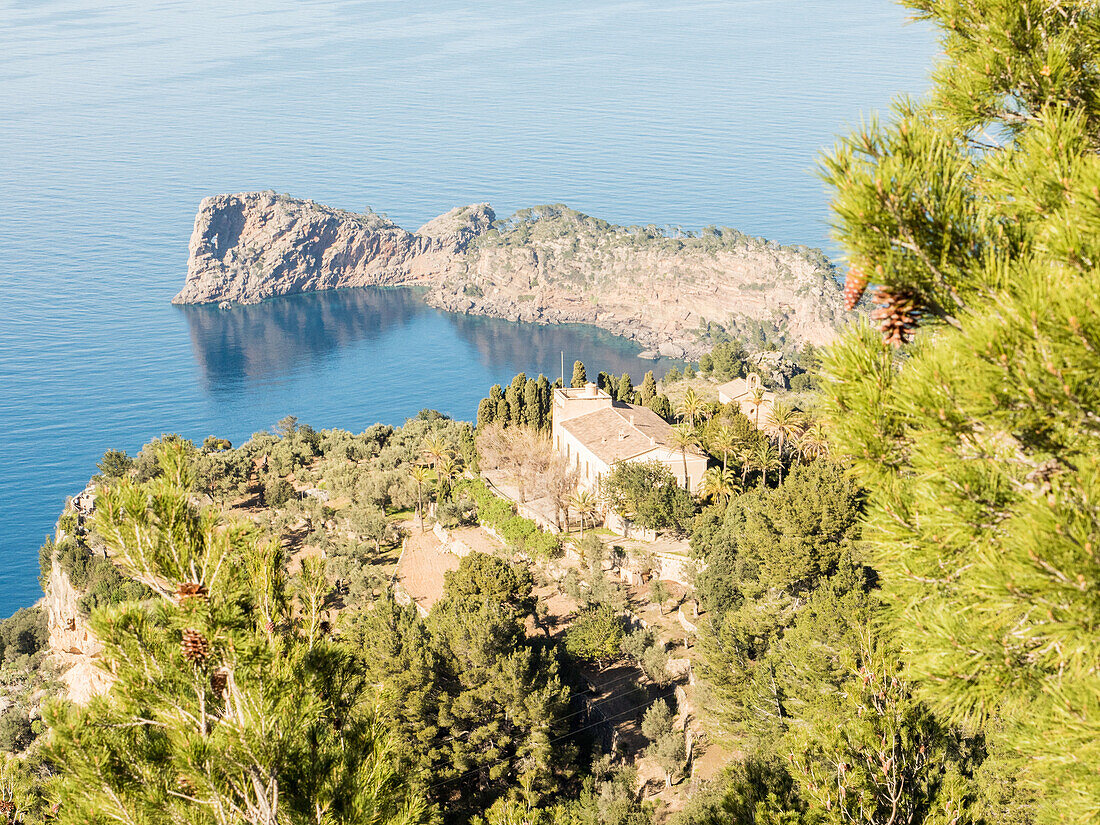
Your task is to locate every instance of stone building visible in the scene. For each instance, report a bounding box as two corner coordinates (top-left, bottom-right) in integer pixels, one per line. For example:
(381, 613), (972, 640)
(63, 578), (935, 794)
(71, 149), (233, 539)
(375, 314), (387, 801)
(551, 383), (708, 494)
(717, 372), (775, 429)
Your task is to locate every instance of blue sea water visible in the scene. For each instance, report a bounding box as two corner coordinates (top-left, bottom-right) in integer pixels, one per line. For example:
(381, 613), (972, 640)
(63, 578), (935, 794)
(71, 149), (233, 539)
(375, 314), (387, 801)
(0, 0), (937, 609)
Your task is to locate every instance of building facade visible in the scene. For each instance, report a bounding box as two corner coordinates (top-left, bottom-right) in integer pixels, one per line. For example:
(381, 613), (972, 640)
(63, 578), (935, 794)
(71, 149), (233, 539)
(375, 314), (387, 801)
(551, 383), (708, 494)
(717, 372), (775, 429)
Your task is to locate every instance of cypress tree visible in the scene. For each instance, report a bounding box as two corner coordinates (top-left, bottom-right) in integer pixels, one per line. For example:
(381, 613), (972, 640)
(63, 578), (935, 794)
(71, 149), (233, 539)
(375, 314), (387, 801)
(505, 373), (526, 426)
(488, 384), (508, 425)
(476, 397), (495, 429)
(640, 370), (658, 405)
(647, 394), (673, 421)
(523, 378), (541, 429)
(596, 371), (613, 395)
(820, 2), (1100, 817)
(570, 360), (587, 388)
(616, 373), (634, 403)
(536, 374), (552, 428)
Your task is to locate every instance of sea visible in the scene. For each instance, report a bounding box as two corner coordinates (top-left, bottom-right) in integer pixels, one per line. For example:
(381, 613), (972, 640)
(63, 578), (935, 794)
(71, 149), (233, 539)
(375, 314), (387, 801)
(0, 0), (937, 609)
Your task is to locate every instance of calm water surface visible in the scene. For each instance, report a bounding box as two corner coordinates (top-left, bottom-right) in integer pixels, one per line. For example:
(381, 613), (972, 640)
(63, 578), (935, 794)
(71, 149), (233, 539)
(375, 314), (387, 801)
(0, 0), (937, 608)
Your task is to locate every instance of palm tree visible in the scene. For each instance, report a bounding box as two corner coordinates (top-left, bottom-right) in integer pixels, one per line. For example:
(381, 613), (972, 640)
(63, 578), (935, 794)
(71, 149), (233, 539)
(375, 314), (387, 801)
(421, 433), (449, 470)
(670, 424), (699, 492)
(678, 387), (703, 428)
(748, 386), (767, 429)
(798, 423), (829, 462)
(569, 488), (599, 536)
(436, 455), (459, 506)
(701, 467), (739, 505)
(737, 444), (755, 487)
(709, 424), (737, 471)
(753, 443), (780, 488)
(765, 401), (805, 484)
(409, 465), (431, 532)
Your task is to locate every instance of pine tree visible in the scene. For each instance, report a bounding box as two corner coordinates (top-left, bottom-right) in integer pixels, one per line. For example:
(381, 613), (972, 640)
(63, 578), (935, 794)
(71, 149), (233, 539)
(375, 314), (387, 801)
(820, 2), (1100, 818)
(46, 443), (426, 825)
(570, 360), (587, 388)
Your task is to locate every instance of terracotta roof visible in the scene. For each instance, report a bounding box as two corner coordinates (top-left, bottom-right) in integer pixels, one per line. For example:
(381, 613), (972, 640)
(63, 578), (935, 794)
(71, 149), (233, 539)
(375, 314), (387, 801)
(717, 376), (776, 402)
(560, 402), (706, 466)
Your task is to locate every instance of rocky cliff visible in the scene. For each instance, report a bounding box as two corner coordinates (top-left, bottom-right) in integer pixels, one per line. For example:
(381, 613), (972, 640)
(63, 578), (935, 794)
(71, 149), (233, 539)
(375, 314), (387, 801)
(175, 195), (846, 358)
(173, 192), (494, 305)
(44, 489), (113, 705)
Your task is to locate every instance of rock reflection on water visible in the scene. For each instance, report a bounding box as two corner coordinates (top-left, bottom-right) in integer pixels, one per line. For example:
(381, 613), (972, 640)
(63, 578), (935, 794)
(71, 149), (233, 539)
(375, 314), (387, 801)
(179, 287), (684, 392)
(179, 288), (428, 386)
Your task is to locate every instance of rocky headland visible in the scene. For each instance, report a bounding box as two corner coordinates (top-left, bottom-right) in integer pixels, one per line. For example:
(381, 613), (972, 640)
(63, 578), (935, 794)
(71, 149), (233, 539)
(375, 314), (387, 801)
(174, 193), (846, 359)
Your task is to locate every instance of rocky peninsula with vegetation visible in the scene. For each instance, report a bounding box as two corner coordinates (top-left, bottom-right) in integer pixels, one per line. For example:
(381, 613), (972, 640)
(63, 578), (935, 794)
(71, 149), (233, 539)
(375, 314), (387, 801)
(174, 193), (847, 359)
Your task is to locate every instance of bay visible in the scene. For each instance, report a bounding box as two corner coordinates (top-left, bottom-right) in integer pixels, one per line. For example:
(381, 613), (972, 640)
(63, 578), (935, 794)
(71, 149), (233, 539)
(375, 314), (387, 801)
(0, 0), (937, 608)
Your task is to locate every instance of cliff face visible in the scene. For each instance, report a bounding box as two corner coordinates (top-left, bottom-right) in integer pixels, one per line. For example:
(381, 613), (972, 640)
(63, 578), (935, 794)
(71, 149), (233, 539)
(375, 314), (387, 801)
(45, 558), (112, 705)
(45, 491), (113, 705)
(427, 207), (845, 358)
(173, 192), (494, 305)
(175, 196), (845, 357)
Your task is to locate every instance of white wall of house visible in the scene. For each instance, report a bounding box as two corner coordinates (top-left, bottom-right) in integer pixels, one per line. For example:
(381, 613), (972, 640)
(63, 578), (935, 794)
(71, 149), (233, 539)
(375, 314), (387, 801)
(553, 424), (612, 492)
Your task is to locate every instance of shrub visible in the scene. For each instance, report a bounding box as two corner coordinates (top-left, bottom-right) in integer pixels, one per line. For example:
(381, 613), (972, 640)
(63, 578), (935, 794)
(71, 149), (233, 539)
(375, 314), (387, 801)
(0, 710), (33, 753)
(565, 605), (625, 665)
(454, 479), (562, 559)
(0, 607), (47, 664)
(262, 476), (295, 508)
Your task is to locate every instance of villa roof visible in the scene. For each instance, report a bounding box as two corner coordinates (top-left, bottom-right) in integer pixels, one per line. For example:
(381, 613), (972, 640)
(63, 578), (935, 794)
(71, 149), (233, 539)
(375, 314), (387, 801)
(718, 376), (775, 402)
(559, 402), (706, 467)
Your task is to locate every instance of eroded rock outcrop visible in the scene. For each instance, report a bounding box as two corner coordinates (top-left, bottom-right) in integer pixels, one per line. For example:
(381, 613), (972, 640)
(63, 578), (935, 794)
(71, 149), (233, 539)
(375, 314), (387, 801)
(173, 192), (494, 305)
(45, 493), (113, 705)
(175, 196), (846, 357)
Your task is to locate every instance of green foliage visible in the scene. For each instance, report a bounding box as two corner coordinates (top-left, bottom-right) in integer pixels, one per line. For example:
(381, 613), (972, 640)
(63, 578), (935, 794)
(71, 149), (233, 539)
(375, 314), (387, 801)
(691, 461), (863, 604)
(675, 754), (817, 825)
(601, 461), (695, 533)
(646, 393), (674, 421)
(571, 360), (588, 388)
(699, 339), (751, 381)
(261, 474), (295, 507)
(788, 639), (978, 825)
(455, 478), (562, 559)
(0, 753), (55, 824)
(95, 448), (133, 480)
(48, 442), (427, 825)
(0, 708), (33, 753)
(819, 2), (1100, 818)
(360, 556), (573, 821)
(641, 700), (685, 786)
(564, 605), (625, 665)
(0, 606), (47, 665)
(477, 373), (554, 431)
(201, 435), (232, 452)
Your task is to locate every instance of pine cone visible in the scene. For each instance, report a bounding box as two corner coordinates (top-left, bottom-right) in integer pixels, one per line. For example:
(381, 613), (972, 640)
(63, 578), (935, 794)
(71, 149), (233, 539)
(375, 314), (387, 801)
(181, 629), (209, 665)
(870, 287), (922, 346)
(210, 668), (228, 694)
(264, 620), (275, 634)
(0, 799), (15, 821)
(843, 266), (868, 311)
(176, 582), (209, 607)
(177, 775), (195, 795)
